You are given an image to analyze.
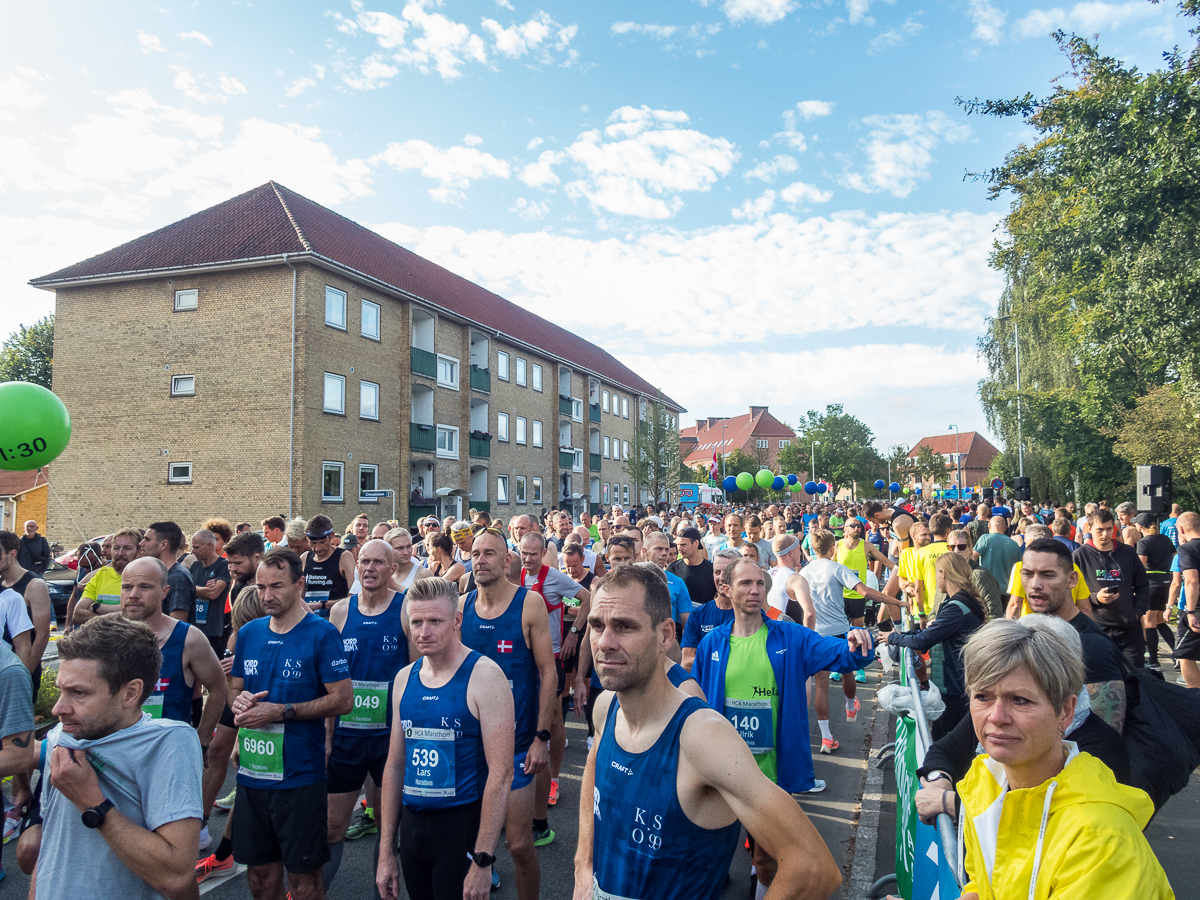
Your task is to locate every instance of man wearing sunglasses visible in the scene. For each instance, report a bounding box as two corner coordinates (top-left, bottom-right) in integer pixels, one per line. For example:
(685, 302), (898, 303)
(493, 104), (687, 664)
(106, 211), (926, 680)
(299, 515), (355, 619)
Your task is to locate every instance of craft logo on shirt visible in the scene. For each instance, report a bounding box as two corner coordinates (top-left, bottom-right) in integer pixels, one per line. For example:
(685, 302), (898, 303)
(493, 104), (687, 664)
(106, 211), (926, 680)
(497, 640), (514, 653)
(243, 659), (259, 675)
(282, 658), (303, 679)
(610, 760), (633, 776)
(343, 638), (358, 652)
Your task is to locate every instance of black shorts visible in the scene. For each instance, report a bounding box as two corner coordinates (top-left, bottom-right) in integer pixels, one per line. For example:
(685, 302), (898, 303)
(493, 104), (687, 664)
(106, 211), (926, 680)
(327, 732), (391, 794)
(1148, 582), (1170, 612)
(843, 595), (866, 621)
(219, 702), (236, 729)
(399, 800), (483, 900)
(232, 781), (330, 873)
(1175, 616), (1200, 661)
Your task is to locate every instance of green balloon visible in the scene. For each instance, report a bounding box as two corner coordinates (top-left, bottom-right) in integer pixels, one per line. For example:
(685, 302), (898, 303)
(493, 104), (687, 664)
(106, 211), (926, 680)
(735, 472), (754, 491)
(0, 382), (71, 471)
(755, 469), (774, 489)
(902, 487), (911, 495)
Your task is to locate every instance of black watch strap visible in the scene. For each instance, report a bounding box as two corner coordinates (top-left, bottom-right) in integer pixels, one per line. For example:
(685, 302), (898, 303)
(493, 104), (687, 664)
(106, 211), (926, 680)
(471, 850), (496, 868)
(82, 798), (114, 829)
(534, 729), (551, 742)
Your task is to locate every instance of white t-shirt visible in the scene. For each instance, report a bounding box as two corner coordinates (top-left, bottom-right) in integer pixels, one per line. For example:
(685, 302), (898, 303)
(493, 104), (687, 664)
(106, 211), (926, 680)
(0, 588), (33, 644)
(799, 559), (861, 636)
(767, 565), (795, 616)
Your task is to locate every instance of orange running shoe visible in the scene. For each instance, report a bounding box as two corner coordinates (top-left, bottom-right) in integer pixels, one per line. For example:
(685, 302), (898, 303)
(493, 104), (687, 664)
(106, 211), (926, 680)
(195, 853), (236, 884)
(548, 778), (560, 807)
(820, 738), (839, 754)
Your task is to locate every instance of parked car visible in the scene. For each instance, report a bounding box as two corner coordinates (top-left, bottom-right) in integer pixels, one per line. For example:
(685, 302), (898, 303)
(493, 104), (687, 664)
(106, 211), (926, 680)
(43, 559), (78, 623)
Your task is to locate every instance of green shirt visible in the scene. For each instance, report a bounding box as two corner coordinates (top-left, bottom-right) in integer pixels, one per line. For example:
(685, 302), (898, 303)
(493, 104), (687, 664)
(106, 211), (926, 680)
(829, 515), (846, 539)
(723, 625), (780, 782)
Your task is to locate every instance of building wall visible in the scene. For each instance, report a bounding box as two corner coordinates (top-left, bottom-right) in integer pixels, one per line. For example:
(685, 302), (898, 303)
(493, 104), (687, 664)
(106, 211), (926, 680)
(14, 487), (48, 535)
(488, 339), (556, 520)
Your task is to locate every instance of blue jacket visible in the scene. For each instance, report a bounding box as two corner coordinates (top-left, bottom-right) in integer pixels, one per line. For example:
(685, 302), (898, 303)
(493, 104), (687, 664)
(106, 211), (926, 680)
(693, 614), (873, 793)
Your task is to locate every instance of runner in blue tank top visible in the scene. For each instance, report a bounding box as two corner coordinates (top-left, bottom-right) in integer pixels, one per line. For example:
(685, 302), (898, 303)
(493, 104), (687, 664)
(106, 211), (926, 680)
(376, 577), (515, 900)
(458, 529), (557, 900)
(323, 539), (415, 892)
(577, 564), (843, 900)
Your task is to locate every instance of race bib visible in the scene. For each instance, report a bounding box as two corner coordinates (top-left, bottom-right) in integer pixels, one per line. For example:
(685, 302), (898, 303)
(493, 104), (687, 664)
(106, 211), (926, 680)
(305, 590), (330, 606)
(142, 695), (164, 719)
(98, 593), (120, 606)
(194, 599), (210, 625)
(403, 726), (456, 798)
(342, 680), (389, 730)
(593, 875), (639, 900)
(239, 723), (286, 781)
(724, 697), (773, 754)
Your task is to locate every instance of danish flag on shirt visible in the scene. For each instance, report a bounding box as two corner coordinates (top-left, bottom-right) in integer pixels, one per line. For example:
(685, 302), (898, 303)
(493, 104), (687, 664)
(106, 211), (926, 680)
(154, 678), (170, 692)
(497, 640), (514, 654)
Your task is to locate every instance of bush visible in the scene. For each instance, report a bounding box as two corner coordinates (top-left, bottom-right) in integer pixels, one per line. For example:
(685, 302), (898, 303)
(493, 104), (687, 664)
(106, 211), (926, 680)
(34, 667), (59, 720)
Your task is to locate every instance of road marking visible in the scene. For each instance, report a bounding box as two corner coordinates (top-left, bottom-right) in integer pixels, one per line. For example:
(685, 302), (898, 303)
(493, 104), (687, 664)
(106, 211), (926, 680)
(198, 864), (247, 894)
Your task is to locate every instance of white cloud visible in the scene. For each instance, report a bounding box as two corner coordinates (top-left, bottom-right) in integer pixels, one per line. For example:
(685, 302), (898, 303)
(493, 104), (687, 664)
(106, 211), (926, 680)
(286, 76), (317, 97)
(372, 139), (510, 203)
(481, 10), (578, 63)
(775, 109), (807, 151)
(219, 75), (247, 96)
(846, 0), (887, 26)
(743, 154), (798, 182)
(0, 68), (48, 113)
(170, 67), (248, 103)
(795, 100), (835, 121)
(611, 22), (678, 39)
(719, 0), (797, 25)
(842, 111), (971, 197)
(178, 30), (213, 45)
(868, 17), (924, 54)
(510, 197), (551, 220)
(731, 189), (776, 220)
(526, 137), (544, 150)
(463, 134), (483, 147)
(1015, 1), (1160, 39)
(525, 106), (738, 219)
(967, 0), (1006, 44)
(780, 180), (833, 204)
(137, 31), (165, 54)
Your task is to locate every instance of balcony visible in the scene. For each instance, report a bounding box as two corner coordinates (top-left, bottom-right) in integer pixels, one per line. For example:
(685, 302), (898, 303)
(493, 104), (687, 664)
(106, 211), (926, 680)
(589, 403), (601, 423)
(590, 453), (602, 471)
(559, 396), (573, 416)
(411, 347), (436, 379)
(560, 450), (575, 469)
(470, 365), (490, 393)
(469, 435), (491, 458)
(410, 422), (436, 452)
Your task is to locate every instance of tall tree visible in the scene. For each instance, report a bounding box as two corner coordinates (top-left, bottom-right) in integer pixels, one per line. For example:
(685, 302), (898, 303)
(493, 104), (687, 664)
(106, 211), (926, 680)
(912, 445), (950, 494)
(0, 316), (53, 388)
(624, 401), (681, 508)
(793, 404), (884, 498)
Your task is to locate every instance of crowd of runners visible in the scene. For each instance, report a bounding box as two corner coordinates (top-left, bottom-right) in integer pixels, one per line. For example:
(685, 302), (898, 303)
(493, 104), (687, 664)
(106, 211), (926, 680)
(0, 492), (1186, 899)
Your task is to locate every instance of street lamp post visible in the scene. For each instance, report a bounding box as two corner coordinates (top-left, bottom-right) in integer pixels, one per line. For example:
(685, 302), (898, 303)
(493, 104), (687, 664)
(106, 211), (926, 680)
(997, 315), (1025, 478)
(811, 440), (820, 496)
(949, 424), (962, 500)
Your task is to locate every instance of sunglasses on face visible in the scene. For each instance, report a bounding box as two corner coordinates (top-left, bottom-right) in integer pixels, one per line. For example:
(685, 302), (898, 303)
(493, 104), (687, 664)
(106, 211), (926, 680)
(950, 543), (969, 550)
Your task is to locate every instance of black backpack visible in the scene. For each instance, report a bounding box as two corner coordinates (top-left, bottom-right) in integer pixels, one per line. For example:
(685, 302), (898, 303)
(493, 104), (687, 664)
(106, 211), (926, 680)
(1121, 661), (1200, 810)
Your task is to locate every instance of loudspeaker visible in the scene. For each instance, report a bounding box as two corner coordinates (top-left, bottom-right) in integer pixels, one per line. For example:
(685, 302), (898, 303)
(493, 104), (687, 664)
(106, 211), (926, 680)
(1137, 465), (1172, 514)
(983, 488), (994, 504)
(1013, 476), (1031, 502)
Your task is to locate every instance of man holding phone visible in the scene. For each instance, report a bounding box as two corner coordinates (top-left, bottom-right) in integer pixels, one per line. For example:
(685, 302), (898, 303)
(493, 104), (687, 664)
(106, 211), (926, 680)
(1073, 508), (1150, 668)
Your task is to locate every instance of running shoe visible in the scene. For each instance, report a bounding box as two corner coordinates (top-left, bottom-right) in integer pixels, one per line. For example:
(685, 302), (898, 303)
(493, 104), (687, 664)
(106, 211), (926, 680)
(548, 778), (560, 807)
(213, 789), (237, 811)
(804, 779), (827, 794)
(198, 824), (212, 851)
(491, 868), (500, 891)
(829, 672), (842, 682)
(533, 825), (556, 847)
(846, 697), (860, 722)
(195, 853), (236, 884)
(854, 669), (867, 683)
(820, 738), (839, 754)
(346, 811), (378, 840)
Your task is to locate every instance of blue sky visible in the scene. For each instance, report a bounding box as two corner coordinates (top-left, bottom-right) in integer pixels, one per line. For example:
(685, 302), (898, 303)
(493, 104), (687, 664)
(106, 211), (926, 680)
(1, 0), (1188, 451)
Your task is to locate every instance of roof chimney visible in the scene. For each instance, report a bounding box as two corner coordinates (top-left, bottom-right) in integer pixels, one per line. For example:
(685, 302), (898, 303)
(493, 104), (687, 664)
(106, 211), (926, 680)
(696, 420), (706, 432)
(707, 416), (723, 429)
(750, 406), (768, 418)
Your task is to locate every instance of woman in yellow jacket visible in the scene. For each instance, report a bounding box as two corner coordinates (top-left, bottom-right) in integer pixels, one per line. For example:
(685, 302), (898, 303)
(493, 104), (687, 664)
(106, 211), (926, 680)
(952, 616), (1173, 900)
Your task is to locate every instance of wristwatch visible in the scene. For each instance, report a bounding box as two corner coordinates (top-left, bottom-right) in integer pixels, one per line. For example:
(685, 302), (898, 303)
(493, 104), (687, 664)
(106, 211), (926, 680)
(470, 850), (496, 868)
(283, 703), (296, 722)
(534, 729), (551, 742)
(81, 798), (114, 829)
(569, 625), (580, 634)
(91, 601), (102, 614)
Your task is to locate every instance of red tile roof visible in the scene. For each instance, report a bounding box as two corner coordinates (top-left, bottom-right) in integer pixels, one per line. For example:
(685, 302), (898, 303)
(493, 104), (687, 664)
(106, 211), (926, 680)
(907, 432), (999, 474)
(0, 467), (48, 498)
(31, 182), (681, 409)
(680, 407), (795, 466)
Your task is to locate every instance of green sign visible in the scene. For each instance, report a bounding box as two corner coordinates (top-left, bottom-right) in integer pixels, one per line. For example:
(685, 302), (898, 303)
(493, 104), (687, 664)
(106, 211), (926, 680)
(342, 680), (389, 730)
(894, 659), (919, 899)
(239, 723), (285, 781)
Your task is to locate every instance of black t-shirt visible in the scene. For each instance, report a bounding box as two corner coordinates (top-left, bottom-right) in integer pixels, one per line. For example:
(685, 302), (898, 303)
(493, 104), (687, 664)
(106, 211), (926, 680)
(668, 558), (716, 607)
(1073, 542), (1149, 630)
(189, 557), (230, 638)
(1135, 533), (1176, 582)
(1177, 538), (1200, 574)
(164, 561), (196, 619)
(1067, 610), (1127, 685)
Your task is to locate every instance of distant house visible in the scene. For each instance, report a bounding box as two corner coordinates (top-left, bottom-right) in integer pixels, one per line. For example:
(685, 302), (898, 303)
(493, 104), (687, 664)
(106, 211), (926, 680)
(680, 406), (809, 495)
(906, 432), (999, 497)
(0, 468), (49, 535)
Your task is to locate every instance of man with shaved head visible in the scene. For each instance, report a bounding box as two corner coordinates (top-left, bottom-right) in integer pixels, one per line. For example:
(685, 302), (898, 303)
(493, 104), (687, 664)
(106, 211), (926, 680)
(189, 529), (231, 658)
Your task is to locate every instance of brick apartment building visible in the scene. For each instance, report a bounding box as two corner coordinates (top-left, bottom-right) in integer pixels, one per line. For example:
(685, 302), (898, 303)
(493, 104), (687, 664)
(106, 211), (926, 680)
(680, 406), (811, 496)
(31, 182), (682, 537)
(905, 431), (1000, 497)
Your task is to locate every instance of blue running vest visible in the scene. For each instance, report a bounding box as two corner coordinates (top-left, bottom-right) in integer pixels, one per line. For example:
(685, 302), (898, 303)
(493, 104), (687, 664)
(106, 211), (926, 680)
(143, 619), (192, 723)
(666, 663), (694, 689)
(462, 587), (539, 751)
(593, 696), (740, 900)
(335, 592), (409, 737)
(398, 651), (486, 810)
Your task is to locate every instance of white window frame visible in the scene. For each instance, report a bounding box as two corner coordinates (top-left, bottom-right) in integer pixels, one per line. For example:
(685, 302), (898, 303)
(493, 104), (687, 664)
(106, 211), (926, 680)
(532, 477), (542, 503)
(497, 412), (509, 442)
(360, 380), (380, 421)
(173, 289), (197, 311)
(359, 464), (379, 502)
(516, 357), (527, 386)
(622, 440), (630, 461)
(532, 420), (543, 447)
(532, 364), (542, 392)
(779, 439), (791, 448)
(324, 373), (346, 414)
(515, 475), (527, 504)
(602, 390), (609, 412)
(325, 286), (347, 330)
(436, 354), (460, 390)
(361, 299), (381, 340)
(571, 398), (583, 422)
(621, 397), (629, 418)
(497, 351), (509, 380)
(436, 425), (459, 459)
(756, 439), (768, 450)
(572, 448), (584, 473)
(167, 461), (192, 484)
(603, 436), (610, 458)
(623, 484), (630, 505)
(497, 475), (510, 504)
(170, 374), (195, 397)
(602, 483), (610, 504)
(516, 416), (527, 445)
(322, 462), (344, 501)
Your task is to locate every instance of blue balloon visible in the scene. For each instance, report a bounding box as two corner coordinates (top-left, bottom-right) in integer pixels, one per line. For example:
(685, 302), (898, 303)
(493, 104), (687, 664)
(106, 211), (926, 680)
(723, 475), (738, 493)
(804, 480), (818, 495)
(772, 476), (785, 491)
(786, 474), (798, 486)
(889, 482), (901, 493)
(915, 487), (922, 495)
(874, 479), (885, 490)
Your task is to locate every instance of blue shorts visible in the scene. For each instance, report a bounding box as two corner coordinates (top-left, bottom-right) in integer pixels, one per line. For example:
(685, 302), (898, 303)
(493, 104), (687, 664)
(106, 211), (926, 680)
(511, 750), (535, 791)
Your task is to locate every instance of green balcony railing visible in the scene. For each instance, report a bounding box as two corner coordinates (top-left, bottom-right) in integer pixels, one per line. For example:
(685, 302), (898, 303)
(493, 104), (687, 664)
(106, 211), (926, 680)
(408, 504), (437, 527)
(589, 403), (601, 423)
(411, 347), (436, 378)
(469, 436), (491, 458)
(559, 450), (575, 469)
(410, 422), (436, 452)
(470, 365), (490, 393)
(590, 453), (602, 471)
(469, 501), (490, 514)
(559, 396), (573, 416)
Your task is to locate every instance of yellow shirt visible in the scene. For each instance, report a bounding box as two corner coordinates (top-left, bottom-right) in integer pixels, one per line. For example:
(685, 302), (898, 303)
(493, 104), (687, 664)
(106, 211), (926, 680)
(1009, 561), (1092, 616)
(918, 541), (951, 616)
(81, 566), (124, 606)
(836, 539), (868, 600)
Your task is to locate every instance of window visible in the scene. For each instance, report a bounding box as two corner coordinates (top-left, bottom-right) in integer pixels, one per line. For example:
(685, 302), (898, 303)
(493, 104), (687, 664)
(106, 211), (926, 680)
(497, 412), (509, 442)
(325, 286), (347, 329)
(532, 364), (542, 392)
(621, 397), (629, 418)
(571, 398), (583, 422)
(623, 484), (630, 505)
(756, 439), (768, 450)
(622, 440), (630, 460)
(602, 390), (609, 412)
(516, 416), (527, 445)
(603, 436), (610, 458)
(361, 300), (380, 340)
(167, 462), (192, 484)
(497, 475), (509, 504)
(359, 465), (378, 501)
(436, 425), (459, 459)
(324, 373), (346, 414)
(174, 289), (197, 311)
(497, 351), (509, 380)
(322, 462), (344, 501)
(532, 420), (543, 447)
(170, 375), (195, 397)
(779, 439), (791, 448)
(602, 483), (610, 504)
(532, 477), (542, 503)
(516, 357), (527, 386)
(515, 476), (527, 504)
(360, 380), (379, 420)
(436, 355), (459, 390)
(572, 448), (584, 472)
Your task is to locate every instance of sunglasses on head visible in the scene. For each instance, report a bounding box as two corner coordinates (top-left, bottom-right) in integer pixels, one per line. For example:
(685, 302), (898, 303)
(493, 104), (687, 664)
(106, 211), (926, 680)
(305, 529), (334, 540)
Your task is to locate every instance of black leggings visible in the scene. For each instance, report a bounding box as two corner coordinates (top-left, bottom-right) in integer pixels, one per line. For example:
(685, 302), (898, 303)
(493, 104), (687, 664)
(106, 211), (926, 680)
(399, 801), (483, 900)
